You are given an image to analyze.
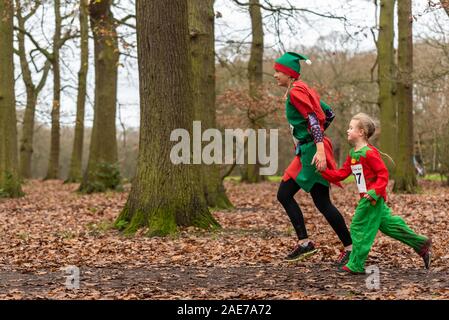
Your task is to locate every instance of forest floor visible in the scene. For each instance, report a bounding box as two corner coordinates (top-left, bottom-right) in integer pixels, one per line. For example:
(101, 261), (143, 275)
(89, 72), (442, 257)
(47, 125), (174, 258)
(0, 179), (448, 300)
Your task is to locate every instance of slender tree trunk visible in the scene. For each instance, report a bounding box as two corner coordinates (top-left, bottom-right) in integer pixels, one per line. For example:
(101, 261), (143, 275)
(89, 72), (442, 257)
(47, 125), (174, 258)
(248, 0), (263, 100)
(17, 1), (37, 179)
(66, 0), (89, 183)
(440, 0), (449, 17)
(115, 0), (219, 236)
(394, 0), (417, 193)
(19, 91), (37, 179)
(377, 0), (397, 173)
(45, 0), (62, 180)
(433, 129), (437, 172)
(188, 0), (232, 209)
(79, 0), (121, 193)
(16, 0), (51, 179)
(0, 0), (23, 197)
(241, 0), (265, 183)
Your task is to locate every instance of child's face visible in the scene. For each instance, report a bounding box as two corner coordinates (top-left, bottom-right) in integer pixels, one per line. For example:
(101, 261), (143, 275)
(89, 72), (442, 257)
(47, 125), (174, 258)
(273, 71), (291, 87)
(347, 119), (365, 144)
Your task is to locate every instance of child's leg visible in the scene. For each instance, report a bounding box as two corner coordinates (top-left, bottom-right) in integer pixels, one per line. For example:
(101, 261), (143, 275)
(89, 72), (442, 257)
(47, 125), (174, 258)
(345, 198), (383, 273)
(378, 200), (428, 252)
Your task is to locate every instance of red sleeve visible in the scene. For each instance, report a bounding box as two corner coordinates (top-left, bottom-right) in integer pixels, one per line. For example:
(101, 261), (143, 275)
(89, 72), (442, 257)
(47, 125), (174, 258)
(365, 149), (389, 201)
(289, 87), (315, 119)
(321, 155), (352, 183)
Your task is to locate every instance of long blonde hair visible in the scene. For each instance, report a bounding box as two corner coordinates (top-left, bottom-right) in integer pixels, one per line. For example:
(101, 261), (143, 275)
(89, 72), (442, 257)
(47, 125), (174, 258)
(351, 113), (396, 167)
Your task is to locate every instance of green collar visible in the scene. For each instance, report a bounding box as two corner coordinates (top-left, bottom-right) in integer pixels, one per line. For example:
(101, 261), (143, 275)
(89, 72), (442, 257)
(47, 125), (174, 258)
(349, 145), (371, 161)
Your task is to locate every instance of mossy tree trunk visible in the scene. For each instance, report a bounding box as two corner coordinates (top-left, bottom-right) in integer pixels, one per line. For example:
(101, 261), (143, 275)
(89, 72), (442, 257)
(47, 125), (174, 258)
(393, 0), (417, 193)
(188, 0), (233, 209)
(16, 0), (51, 179)
(45, 0), (62, 180)
(66, 0), (89, 183)
(0, 0), (23, 198)
(115, 0), (220, 236)
(377, 0), (397, 174)
(241, 0), (265, 183)
(79, 0), (121, 193)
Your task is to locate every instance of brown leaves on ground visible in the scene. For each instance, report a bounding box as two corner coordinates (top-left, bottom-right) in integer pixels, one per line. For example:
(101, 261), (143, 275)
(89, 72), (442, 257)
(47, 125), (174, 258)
(0, 179), (448, 299)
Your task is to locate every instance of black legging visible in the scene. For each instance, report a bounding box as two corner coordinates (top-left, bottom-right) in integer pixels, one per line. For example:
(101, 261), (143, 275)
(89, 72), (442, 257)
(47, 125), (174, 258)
(277, 178), (352, 246)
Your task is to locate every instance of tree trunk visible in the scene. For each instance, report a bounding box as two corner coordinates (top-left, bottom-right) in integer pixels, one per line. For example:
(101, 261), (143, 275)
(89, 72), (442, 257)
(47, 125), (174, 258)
(440, 0), (449, 17)
(16, 0), (51, 179)
(241, 0), (265, 183)
(45, 0), (62, 180)
(393, 0), (417, 193)
(115, 0), (219, 236)
(188, 0), (232, 209)
(0, 0), (23, 198)
(79, 0), (121, 193)
(66, 0), (89, 183)
(377, 0), (397, 174)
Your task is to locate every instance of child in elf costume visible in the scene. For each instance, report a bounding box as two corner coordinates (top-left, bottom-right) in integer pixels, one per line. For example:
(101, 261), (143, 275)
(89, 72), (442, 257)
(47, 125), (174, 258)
(274, 52), (352, 265)
(320, 113), (432, 274)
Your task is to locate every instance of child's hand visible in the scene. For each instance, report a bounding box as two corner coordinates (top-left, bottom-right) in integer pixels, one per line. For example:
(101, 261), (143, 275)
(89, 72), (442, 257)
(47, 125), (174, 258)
(363, 193), (376, 205)
(311, 150), (327, 171)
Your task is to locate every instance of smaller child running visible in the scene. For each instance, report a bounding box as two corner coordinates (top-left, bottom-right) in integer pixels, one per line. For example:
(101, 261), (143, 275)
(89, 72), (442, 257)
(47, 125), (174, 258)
(320, 113), (432, 274)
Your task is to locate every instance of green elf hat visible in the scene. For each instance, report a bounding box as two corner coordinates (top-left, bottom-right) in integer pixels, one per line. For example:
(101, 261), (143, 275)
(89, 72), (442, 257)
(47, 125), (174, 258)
(274, 52), (312, 79)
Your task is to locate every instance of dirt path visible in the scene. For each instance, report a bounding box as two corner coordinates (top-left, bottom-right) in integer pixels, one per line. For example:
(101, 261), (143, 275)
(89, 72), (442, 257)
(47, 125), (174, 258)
(1, 263), (448, 299)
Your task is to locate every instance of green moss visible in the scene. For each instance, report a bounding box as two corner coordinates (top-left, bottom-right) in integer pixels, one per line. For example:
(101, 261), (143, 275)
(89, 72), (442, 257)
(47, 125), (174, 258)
(267, 176), (282, 183)
(116, 206), (178, 237)
(422, 174), (445, 182)
(114, 204), (130, 230)
(115, 219), (129, 230)
(224, 176), (241, 182)
(115, 195), (221, 237)
(78, 162), (122, 194)
(0, 171), (24, 198)
(123, 209), (148, 235)
(87, 220), (114, 236)
(208, 192), (234, 211)
(191, 211), (221, 231)
(57, 230), (76, 240)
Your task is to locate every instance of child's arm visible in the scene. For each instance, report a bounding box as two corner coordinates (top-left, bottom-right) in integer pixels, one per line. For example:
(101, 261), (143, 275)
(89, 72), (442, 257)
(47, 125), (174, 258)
(364, 149), (389, 202)
(320, 155), (352, 182)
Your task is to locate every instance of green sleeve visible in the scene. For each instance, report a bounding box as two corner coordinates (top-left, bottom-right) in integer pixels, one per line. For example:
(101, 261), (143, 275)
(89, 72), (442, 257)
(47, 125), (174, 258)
(320, 100), (332, 112)
(320, 100), (335, 130)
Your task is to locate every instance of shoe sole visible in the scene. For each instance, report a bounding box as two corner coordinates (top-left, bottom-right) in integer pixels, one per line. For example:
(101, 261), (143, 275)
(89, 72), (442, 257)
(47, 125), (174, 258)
(337, 269), (365, 275)
(285, 249), (319, 262)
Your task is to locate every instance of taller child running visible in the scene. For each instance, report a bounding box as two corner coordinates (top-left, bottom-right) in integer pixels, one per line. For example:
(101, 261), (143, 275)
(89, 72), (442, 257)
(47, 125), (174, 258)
(273, 52), (352, 264)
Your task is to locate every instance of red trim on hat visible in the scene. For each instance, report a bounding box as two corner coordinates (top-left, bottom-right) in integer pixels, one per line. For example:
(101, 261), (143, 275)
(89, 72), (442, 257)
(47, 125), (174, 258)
(274, 62), (299, 79)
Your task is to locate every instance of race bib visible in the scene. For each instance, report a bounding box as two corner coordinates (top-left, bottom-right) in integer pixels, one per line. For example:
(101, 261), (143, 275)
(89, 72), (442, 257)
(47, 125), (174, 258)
(351, 164), (367, 193)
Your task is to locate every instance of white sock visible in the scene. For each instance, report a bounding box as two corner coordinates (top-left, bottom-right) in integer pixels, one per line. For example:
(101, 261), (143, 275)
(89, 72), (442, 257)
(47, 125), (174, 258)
(345, 245), (353, 251)
(299, 239), (311, 246)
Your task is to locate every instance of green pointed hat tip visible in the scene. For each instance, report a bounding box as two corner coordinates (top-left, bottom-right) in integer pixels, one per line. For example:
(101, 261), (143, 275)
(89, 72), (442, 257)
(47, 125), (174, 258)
(274, 52), (312, 78)
(289, 52), (312, 64)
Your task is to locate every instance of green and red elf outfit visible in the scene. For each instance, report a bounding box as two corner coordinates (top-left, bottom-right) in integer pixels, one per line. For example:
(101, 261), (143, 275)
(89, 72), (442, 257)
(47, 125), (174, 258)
(321, 145), (431, 273)
(274, 52), (341, 192)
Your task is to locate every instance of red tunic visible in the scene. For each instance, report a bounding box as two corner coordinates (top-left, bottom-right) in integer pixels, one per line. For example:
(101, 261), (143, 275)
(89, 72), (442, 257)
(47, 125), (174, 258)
(320, 145), (389, 202)
(282, 80), (342, 189)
